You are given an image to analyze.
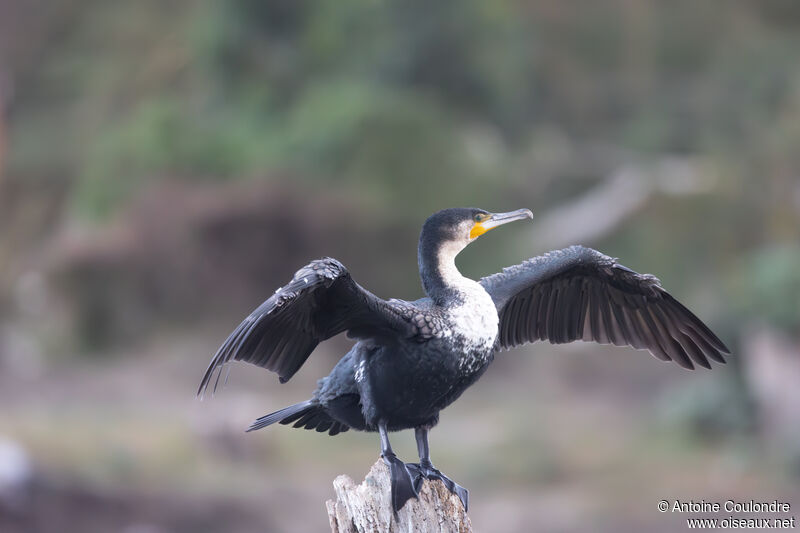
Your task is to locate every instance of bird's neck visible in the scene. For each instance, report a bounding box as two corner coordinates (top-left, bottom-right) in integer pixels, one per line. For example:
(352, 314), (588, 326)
(419, 240), (470, 305)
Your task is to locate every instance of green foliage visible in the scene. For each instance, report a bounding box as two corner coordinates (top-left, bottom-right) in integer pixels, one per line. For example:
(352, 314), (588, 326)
(57, 0), (536, 218)
(736, 244), (800, 333)
(658, 371), (758, 442)
(74, 97), (269, 218)
(6, 0), (800, 334)
(7, 0), (797, 225)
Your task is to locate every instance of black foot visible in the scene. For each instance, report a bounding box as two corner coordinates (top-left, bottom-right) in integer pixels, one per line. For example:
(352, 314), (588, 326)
(406, 459), (469, 511)
(382, 452), (419, 512)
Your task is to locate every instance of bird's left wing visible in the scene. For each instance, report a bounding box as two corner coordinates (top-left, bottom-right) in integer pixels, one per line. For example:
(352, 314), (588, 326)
(479, 245), (729, 369)
(198, 258), (413, 395)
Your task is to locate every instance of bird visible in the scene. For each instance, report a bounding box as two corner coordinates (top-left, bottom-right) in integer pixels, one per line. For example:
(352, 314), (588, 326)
(197, 207), (729, 513)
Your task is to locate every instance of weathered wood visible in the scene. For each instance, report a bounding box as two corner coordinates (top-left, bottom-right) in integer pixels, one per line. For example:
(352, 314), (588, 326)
(326, 459), (472, 533)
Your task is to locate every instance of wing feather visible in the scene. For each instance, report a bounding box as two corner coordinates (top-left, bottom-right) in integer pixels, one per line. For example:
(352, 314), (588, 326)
(636, 305), (672, 362)
(198, 258), (412, 395)
(527, 287), (543, 342)
(480, 245), (729, 369)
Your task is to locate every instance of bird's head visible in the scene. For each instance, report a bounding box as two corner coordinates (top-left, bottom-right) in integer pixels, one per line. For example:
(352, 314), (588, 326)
(420, 207), (533, 262)
(422, 207), (533, 251)
(418, 207), (533, 300)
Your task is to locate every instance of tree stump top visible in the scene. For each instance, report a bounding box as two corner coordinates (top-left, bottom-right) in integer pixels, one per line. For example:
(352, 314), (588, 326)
(326, 459), (472, 533)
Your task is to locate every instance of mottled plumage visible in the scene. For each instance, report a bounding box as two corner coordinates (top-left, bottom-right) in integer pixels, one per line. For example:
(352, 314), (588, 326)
(198, 207), (729, 512)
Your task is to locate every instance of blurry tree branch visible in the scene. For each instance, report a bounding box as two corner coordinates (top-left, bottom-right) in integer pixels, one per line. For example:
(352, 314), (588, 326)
(529, 157), (717, 250)
(326, 459), (471, 533)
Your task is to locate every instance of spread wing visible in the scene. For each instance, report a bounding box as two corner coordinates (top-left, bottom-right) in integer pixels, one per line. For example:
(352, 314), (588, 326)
(479, 246), (730, 369)
(198, 258), (412, 395)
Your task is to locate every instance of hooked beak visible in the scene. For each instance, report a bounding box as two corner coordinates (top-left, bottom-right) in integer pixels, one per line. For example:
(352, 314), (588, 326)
(470, 208), (533, 239)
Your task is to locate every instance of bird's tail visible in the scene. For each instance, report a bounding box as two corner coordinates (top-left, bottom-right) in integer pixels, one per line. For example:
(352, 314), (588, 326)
(247, 400), (349, 436)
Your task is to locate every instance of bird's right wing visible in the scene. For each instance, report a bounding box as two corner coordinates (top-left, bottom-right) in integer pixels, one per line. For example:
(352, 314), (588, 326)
(198, 258), (413, 394)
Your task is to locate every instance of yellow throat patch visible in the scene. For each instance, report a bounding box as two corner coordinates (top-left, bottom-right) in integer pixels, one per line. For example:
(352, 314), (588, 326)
(469, 222), (488, 239)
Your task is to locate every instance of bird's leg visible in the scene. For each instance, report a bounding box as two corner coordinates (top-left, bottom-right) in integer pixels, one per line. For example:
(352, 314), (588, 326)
(406, 427), (469, 511)
(379, 422), (418, 512)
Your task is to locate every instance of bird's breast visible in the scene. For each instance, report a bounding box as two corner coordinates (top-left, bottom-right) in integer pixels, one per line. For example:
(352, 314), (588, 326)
(443, 281), (499, 368)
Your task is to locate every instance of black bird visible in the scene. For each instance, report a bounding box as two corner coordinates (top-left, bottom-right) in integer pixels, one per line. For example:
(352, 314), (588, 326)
(198, 207), (729, 512)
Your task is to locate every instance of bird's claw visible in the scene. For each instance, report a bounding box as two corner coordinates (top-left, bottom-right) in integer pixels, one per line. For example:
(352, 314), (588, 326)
(406, 460), (469, 511)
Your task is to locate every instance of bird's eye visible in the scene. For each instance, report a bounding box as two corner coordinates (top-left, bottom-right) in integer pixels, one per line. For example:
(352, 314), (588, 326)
(474, 213), (489, 222)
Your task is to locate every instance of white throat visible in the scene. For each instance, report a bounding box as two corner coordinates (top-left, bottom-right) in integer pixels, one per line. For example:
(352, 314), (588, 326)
(436, 241), (471, 289)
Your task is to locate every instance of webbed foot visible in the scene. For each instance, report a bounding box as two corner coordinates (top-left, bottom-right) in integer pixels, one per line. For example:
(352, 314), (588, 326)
(381, 451), (419, 512)
(406, 459), (469, 511)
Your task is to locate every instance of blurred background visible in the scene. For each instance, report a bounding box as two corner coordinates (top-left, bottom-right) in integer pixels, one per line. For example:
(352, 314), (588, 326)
(1, 1), (799, 531)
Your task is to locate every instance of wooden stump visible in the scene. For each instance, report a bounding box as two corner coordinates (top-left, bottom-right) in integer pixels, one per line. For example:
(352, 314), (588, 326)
(326, 459), (472, 533)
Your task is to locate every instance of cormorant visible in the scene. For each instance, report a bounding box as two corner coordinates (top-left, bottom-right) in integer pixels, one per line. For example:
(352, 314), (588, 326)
(198, 207), (729, 512)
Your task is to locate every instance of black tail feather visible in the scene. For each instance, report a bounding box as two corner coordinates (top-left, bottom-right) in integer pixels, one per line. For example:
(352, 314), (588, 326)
(247, 401), (314, 432)
(247, 401), (349, 436)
